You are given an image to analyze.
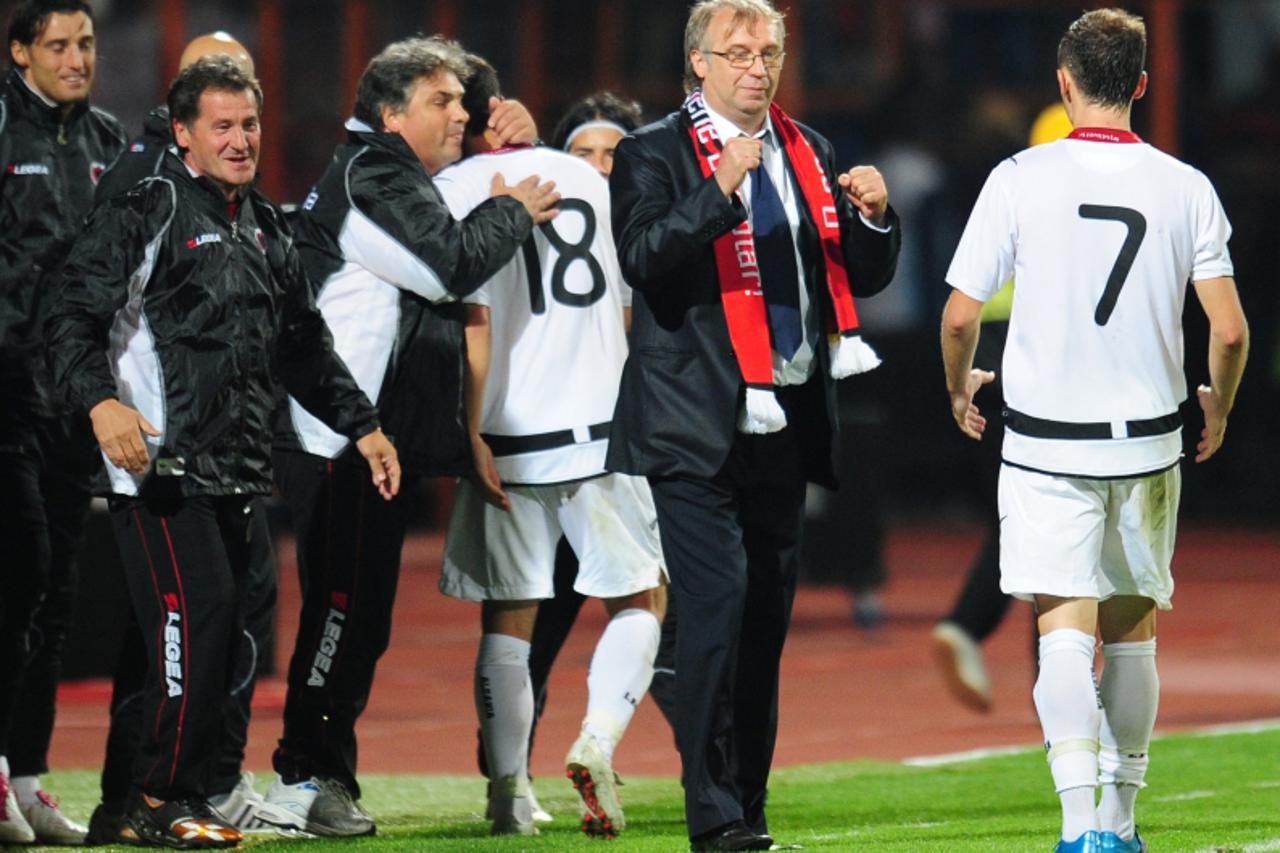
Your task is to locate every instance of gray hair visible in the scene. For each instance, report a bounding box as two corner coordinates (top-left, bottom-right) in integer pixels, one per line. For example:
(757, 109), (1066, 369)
(683, 0), (786, 92)
(353, 36), (466, 130)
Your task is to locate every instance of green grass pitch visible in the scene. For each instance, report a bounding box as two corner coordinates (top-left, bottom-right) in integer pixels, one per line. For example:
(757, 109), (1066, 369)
(44, 727), (1280, 851)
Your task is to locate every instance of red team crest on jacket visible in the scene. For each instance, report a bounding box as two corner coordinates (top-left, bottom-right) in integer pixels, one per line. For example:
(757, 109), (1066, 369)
(90, 161), (106, 185)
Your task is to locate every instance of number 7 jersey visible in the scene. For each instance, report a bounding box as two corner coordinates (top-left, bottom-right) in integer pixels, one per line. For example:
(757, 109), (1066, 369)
(946, 131), (1234, 478)
(434, 148), (630, 484)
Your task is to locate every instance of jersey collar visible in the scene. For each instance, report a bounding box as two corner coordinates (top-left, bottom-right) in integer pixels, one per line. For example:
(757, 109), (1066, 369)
(1068, 127), (1143, 144)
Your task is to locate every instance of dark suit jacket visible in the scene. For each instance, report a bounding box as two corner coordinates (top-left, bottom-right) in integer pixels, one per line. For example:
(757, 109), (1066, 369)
(605, 108), (902, 488)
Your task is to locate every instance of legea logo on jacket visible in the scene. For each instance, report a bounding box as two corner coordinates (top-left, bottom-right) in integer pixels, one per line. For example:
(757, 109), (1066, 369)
(187, 233), (223, 249)
(6, 162), (50, 175)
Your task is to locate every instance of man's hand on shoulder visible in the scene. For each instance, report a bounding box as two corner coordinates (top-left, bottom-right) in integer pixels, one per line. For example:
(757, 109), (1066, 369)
(89, 399), (160, 474)
(714, 137), (762, 198)
(488, 97), (537, 147)
(490, 172), (560, 225)
(355, 429), (401, 500)
(838, 165), (889, 227)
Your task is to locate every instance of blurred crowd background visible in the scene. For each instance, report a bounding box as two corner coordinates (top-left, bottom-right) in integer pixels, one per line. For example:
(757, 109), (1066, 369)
(10, 0), (1277, 532)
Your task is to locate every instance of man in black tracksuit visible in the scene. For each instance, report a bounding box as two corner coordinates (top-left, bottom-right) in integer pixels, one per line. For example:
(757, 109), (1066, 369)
(0, 1), (124, 844)
(83, 33), (296, 842)
(47, 57), (400, 850)
(265, 36), (556, 837)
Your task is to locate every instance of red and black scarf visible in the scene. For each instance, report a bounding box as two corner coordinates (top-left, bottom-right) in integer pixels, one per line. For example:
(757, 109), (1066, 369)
(683, 90), (878, 431)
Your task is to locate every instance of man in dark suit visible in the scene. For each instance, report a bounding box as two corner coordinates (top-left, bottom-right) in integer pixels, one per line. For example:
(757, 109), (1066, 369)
(607, 1), (900, 849)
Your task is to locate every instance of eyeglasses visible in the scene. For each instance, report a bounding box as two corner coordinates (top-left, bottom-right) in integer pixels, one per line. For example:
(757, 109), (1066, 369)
(706, 48), (785, 70)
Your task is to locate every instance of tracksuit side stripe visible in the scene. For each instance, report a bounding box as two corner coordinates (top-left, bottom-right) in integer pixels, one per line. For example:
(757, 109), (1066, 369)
(133, 510), (170, 787)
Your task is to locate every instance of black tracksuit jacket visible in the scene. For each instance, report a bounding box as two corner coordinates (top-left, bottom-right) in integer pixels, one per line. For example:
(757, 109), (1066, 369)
(47, 151), (380, 497)
(0, 69), (126, 417)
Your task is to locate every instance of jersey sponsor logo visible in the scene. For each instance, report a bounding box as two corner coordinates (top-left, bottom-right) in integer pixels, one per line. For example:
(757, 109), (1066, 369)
(187, 233), (223, 249)
(6, 162), (50, 175)
(162, 592), (184, 697)
(90, 161), (106, 185)
(302, 189), (319, 210)
(307, 594), (349, 687)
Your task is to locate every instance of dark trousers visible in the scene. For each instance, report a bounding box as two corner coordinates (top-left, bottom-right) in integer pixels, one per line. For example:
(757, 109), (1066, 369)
(110, 492), (255, 800)
(0, 414), (94, 771)
(272, 449), (411, 798)
(650, 417), (808, 841)
(98, 500), (276, 810)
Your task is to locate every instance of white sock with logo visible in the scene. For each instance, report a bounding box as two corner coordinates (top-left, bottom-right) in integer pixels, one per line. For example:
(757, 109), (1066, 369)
(9, 776), (40, 808)
(1098, 638), (1158, 841)
(475, 633), (533, 783)
(582, 608), (660, 762)
(1034, 628), (1102, 842)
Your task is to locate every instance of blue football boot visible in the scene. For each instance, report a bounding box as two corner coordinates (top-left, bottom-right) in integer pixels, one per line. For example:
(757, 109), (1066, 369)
(1055, 830), (1102, 852)
(1100, 829), (1147, 852)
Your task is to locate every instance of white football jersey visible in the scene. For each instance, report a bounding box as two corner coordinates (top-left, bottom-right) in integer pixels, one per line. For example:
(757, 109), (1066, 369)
(434, 148), (630, 484)
(947, 132), (1233, 477)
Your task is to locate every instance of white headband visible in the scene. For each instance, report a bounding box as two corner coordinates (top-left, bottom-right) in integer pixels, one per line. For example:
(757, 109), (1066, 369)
(563, 120), (629, 151)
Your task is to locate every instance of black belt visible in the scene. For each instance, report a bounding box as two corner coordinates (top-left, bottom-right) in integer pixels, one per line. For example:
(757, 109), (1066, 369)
(483, 421), (612, 457)
(1004, 408), (1181, 440)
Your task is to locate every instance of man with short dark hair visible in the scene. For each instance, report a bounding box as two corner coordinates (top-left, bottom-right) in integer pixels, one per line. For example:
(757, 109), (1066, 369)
(0, 0), (124, 843)
(264, 36), (556, 837)
(84, 32), (307, 843)
(48, 56), (400, 850)
(942, 9), (1248, 852)
(608, 0), (900, 848)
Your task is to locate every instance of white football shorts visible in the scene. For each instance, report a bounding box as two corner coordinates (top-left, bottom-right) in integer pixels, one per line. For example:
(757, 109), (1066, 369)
(998, 463), (1180, 609)
(440, 473), (666, 602)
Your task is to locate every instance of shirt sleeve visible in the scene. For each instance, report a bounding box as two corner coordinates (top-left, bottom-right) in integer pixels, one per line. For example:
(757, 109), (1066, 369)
(1191, 172), (1233, 281)
(945, 161), (1017, 303)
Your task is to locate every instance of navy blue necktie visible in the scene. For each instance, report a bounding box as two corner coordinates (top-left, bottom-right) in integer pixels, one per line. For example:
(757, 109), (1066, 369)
(750, 152), (802, 359)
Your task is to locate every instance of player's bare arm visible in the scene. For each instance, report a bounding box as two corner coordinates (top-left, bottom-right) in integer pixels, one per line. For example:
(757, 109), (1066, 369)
(462, 303), (510, 511)
(1192, 276), (1249, 463)
(490, 172), (559, 225)
(89, 398), (160, 473)
(837, 165), (889, 227)
(941, 288), (995, 441)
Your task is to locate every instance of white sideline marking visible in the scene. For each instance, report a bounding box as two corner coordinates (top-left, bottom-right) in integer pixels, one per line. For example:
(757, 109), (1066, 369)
(1151, 789), (1216, 802)
(903, 744), (1033, 767)
(1193, 840), (1280, 853)
(903, 718), (1280, 766)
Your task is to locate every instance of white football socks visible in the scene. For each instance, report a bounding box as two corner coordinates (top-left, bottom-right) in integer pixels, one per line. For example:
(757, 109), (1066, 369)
(9, 775), (39, 808)
(475, 633), (533, 783)
(1034, 628), (1102, 842)
(1098, 638), (1158, 841)
(582, 608), (660, 762)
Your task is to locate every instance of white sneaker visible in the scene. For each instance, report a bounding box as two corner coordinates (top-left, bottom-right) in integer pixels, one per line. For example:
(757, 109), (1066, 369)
(263, 775), (374, 837)
(931, 621), (993, 712)
(23, 790), (89, 845)
(488, 774), (538, 836)
(0, 773), (35, 844)
(565, 730), (624, 837)
(209, 771), (310, 835)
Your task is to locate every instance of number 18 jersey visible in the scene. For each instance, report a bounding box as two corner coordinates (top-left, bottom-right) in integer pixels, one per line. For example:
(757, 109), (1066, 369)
(434, 148), (630, 484)
(946, 133), (1233, 477)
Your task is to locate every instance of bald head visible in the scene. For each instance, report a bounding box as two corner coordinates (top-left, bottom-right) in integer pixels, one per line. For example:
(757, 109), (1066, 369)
(179, 32), (254, 75)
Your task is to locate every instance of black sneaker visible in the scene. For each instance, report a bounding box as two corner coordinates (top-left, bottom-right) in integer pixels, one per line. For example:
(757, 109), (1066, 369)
(120, 793), (242, 849)
(84, 803), (125, 846)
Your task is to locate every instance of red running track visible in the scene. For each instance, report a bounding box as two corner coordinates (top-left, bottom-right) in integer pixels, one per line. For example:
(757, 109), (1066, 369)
(50, 525), (1280, 780)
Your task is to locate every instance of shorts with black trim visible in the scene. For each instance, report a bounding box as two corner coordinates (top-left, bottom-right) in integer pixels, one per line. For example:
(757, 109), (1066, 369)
(998, 463), (1179, 609)
(440, 473), (666, 602)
